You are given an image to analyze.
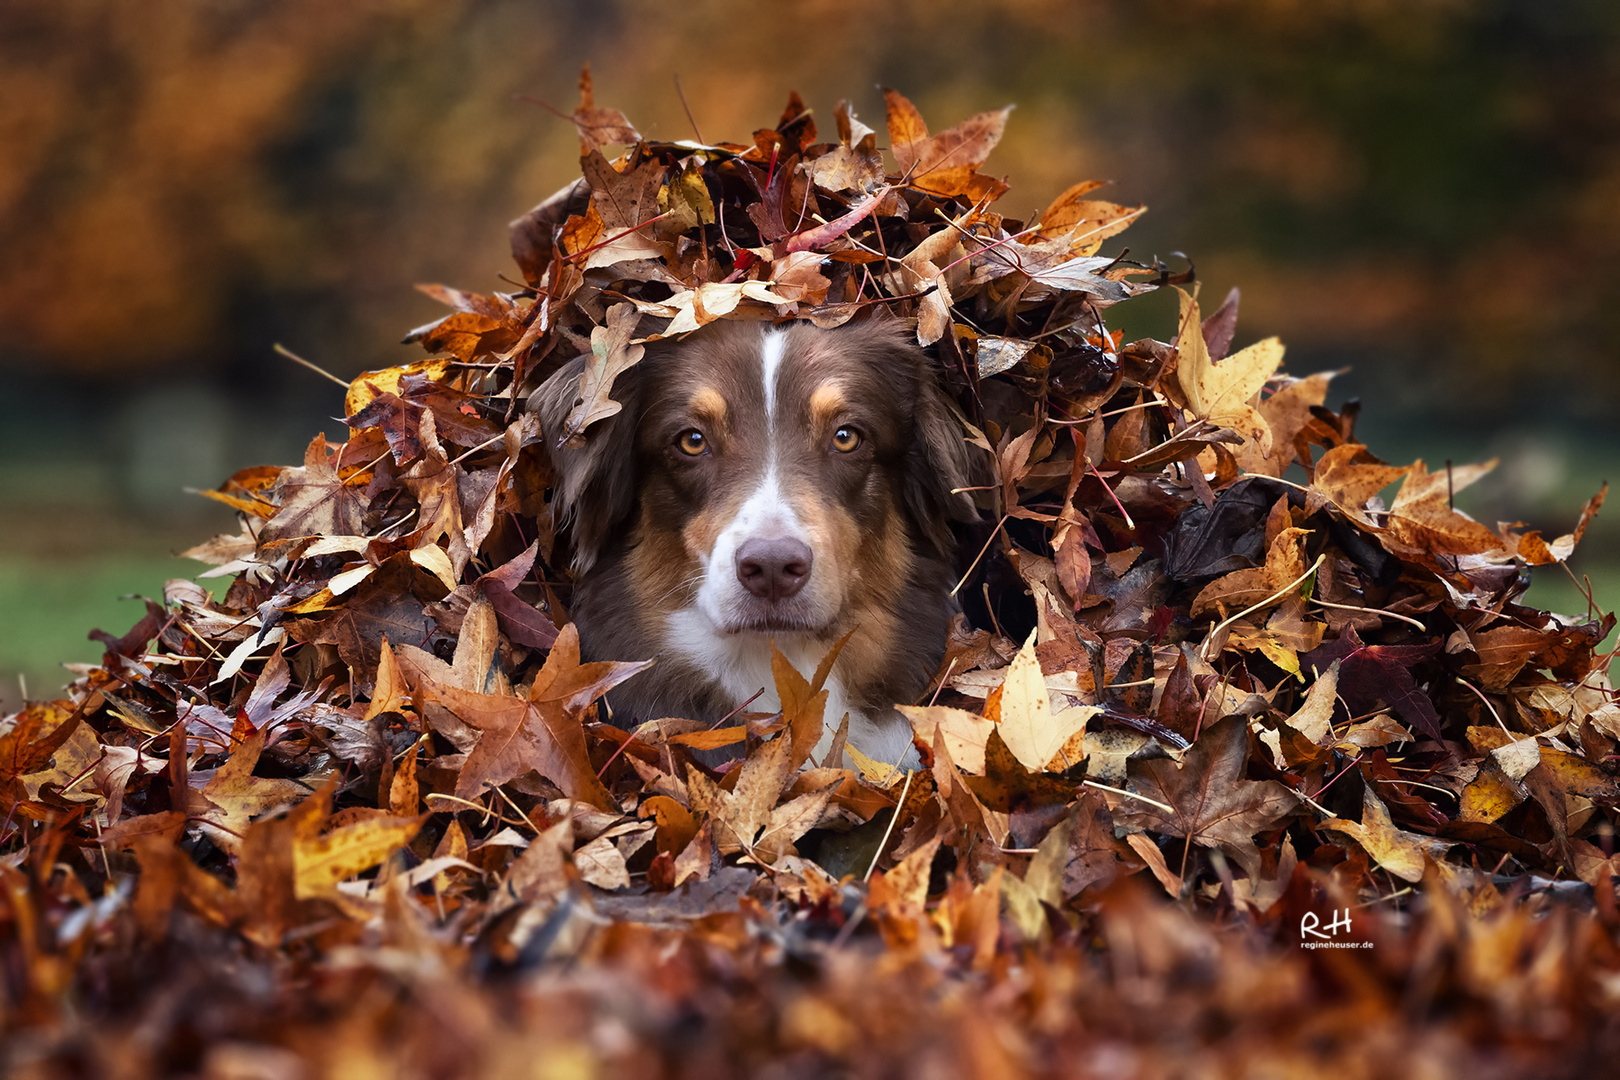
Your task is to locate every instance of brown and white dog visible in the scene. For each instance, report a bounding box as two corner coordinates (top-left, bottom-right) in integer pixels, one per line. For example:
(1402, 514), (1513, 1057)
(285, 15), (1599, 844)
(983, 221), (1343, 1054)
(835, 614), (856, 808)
(530, 318), (977, 767)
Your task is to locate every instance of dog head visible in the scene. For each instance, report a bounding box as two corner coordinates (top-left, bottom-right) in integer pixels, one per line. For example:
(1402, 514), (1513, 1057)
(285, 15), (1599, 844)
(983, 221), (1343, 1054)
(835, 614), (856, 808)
(530, 318), (976, 641)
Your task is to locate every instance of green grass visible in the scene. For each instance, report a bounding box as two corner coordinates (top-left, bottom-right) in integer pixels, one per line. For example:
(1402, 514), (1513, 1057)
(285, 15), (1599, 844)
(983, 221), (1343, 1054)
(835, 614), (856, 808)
(0, 553), (209, 710)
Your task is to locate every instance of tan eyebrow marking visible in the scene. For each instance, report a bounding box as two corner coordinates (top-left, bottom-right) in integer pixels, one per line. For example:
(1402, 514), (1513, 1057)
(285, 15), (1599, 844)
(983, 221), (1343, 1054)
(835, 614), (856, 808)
(809, 383), (846, 429)
(689, 386), (727, 425)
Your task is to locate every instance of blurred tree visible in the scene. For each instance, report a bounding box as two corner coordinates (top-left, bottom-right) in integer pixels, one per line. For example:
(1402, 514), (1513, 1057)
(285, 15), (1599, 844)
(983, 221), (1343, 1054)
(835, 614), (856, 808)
(0, 0), (1615, 473)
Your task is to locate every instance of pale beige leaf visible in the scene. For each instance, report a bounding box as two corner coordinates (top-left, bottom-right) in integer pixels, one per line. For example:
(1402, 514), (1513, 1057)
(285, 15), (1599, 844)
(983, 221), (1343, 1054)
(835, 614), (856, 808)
(1285, 661), (1339, 745)
(998, 632), (1096, 773)
(899, 704), (994, 776)
(1492, 736), (1542, 782)
(575, 833), (631, 890)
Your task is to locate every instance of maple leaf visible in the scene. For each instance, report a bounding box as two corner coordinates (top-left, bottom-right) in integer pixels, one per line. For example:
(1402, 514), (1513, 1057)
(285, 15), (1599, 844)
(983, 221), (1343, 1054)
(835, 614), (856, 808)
(1037, 180), (1147, 255)
(1304, 628), (1443, 741)
(900, 704), (995, 775)
(412, 624), (646, 810)
(343, 357), (453, 418)
(285, 558), (438, 691)
(1174, 288), (1284, 456)
(569, 62), (641, 153)
(996, 632), (1097, 773)
(970, 240), (1135, 304)
(1382, 458), (1505, 558)
(0, 699), (86, 783)
(580, 150), (665, 234)
(1116, 716), (1298, 880)
(293, 812), (425, 901)
(768, 639), (838, 772)
(882, 87), (1011, 202)
(1320, 786), (1452, 883)
(687, 731), (798, 861)
(1233, 371), (1336, 477)
(1308, 443), (1409, 530)
(1226, 596), (1326, 678)
(259, 434), (368, 543)
(1284, 661), (1339, 745)
(806, 99), (884, 193)
(190, 727), (315, 853)
(1190, 526), (1312, 620)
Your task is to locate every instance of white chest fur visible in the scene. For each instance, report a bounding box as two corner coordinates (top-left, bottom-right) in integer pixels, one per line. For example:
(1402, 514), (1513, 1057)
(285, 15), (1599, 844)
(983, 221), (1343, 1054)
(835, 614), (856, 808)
(663, 607), (917, 769)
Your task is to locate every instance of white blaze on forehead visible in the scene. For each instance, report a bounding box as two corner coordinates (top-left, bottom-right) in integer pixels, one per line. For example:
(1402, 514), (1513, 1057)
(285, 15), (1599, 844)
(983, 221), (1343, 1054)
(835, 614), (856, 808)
(760, 328), (788, 431)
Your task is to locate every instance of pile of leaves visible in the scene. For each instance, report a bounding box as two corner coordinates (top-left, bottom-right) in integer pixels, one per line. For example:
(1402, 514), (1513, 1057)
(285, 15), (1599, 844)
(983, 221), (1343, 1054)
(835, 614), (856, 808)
(5, 76), (1620, 1076)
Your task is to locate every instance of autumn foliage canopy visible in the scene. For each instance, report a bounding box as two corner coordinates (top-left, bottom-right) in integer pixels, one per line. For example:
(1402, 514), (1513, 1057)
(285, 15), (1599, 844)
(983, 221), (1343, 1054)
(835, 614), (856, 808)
(4, 76), (1619, 1077)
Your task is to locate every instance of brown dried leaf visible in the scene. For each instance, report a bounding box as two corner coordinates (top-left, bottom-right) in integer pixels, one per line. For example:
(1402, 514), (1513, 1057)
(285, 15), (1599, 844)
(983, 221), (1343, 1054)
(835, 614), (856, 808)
(1117, 716), (1298, 880)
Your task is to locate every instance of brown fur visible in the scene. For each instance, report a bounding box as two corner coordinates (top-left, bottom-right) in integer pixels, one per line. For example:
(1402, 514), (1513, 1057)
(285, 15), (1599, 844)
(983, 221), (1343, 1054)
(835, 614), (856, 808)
(529, 318), (976, 759)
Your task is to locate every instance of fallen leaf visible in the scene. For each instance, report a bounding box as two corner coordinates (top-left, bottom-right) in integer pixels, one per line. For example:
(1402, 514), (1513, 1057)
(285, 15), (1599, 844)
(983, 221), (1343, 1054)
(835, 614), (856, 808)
(1175, 288), (1285, 455)
(1320, 786), (1452, 883)
(558, 303), (646, 446)
(1117, 716), (1298, 880)
(997, 632), (1097, 773)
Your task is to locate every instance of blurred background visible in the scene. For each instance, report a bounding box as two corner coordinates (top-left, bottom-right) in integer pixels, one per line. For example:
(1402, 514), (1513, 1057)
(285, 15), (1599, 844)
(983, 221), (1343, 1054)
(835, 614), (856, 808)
(3, 0), (1616, 706)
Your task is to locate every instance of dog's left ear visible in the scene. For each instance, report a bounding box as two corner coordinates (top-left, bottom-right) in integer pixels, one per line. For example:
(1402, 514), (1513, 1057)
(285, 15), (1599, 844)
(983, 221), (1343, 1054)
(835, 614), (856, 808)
(904, 350), (980, 558)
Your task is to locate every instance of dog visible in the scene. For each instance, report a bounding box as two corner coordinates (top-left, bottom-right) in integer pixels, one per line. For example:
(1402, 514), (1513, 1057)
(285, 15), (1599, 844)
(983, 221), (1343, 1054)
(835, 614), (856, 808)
(529, 318), (977, 767)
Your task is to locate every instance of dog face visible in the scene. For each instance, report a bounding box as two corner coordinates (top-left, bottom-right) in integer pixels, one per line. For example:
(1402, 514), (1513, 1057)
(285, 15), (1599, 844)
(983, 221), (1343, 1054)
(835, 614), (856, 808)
(530, 318), (974, 760)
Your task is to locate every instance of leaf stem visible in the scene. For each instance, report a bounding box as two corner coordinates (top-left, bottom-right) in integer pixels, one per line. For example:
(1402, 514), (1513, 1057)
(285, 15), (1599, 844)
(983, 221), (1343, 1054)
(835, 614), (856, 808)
(1080, 779), (1173, 814)
(1307, 597), (1428, 632)
(863, 768), (915, 883)
(1455, 676), (1513, 736)
(951, 513), (1009, 598)
(274, 344), (349, 389)
(1200, 553), (1327, 661)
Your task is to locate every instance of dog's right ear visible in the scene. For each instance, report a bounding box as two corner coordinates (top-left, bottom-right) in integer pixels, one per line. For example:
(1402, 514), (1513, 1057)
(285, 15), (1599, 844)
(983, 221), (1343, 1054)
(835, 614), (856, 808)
(527, 356), (640, 574)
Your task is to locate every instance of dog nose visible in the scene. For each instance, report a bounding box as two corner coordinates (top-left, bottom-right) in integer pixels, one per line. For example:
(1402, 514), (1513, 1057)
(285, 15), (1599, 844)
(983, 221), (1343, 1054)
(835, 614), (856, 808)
(735, 537), (813, 602)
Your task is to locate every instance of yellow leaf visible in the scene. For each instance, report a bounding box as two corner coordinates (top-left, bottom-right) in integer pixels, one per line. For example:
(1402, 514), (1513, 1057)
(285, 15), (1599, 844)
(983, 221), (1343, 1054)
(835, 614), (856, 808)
(1284, 661), (1339, 744)
(1320, 787), (1450, 883)
(997, 631), (1097, 773)
(293, 815), (424, 899)
(1175, 288), (1284, 455)
(845, 742), (906, 787)
(408, 544), (459, 592)
(344, 358), (452, 418)
(898, 704), (994, 775)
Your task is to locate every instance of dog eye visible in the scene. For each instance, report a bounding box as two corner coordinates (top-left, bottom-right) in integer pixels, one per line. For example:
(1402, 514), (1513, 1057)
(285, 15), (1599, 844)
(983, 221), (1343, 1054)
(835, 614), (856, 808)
(831, 426), (861, 453)
(676, 429), (708, 456)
